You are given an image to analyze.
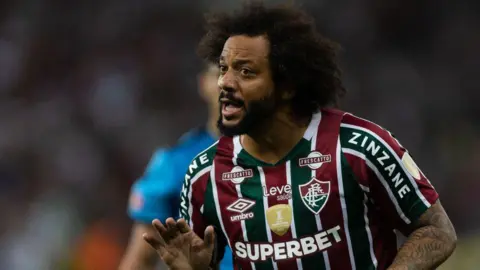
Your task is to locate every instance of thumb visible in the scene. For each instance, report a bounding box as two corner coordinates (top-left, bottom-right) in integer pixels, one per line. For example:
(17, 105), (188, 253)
(203, 225), (216, 250)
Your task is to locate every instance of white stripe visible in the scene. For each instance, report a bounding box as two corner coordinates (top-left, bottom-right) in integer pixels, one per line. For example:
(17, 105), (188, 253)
(309, 118), (331, 270)
(210, 163), (232, 249)
(341, 123), (430, 208)
(187, 166), (212, 229)
(233, 136), (242, 158)
(232, 140), (256, 270)
(304, 111), (322, 140)
(258, 166), (278, 270)
(335, 139), (356, 270)
(362, 192), (378, 268)
(286, 160), (303, 270)
(342, 148), (411, 224)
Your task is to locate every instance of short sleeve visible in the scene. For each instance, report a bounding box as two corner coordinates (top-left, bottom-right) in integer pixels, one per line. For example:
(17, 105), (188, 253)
(340, 114), (439, 233)
(179, 167), (209, 239)
(128, 150), (177, 223)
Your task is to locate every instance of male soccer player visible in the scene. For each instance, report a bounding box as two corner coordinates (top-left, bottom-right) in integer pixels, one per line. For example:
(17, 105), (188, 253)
(143, 3), (457, 270)
(119, 63), (233, 270)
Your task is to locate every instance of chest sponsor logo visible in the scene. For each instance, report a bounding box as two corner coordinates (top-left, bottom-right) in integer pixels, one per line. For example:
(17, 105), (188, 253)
(299, 151), (331, 169)
(262, 184), (292, 201)
(222, 166), (253, 184)
(266, 204), (292, 236)
(299, 177), (330, 215)
(226, 198), (256, 222)
(234, 225), (342, 262)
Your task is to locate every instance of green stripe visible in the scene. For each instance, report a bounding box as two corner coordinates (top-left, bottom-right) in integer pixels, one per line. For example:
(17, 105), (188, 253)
(204, 179), (221, 231)
(340, 153), (375, 269)
(240, 164), (273, 270)
(340, 126), (428, 221)
(203, 178), (233, 265)
(290, 139), (326, 270)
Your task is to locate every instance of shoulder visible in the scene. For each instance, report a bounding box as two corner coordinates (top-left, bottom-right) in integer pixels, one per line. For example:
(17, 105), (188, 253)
(340, 112), (401, 151)
(184, 139), (219, 181)
(339, 113), (416, 180)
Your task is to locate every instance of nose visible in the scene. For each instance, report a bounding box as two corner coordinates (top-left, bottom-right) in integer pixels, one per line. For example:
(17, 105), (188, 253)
(218, 70), (236, 93)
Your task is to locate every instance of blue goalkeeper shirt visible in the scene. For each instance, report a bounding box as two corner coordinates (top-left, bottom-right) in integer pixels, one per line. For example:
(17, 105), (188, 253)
(128, 127), (233, 269)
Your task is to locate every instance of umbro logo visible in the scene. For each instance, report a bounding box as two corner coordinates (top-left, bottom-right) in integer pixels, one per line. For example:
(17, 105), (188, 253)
(227, 198), (256, 213)
(226, 198), (256, 222)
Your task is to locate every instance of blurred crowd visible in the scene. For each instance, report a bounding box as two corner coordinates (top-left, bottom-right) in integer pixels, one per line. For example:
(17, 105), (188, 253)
(0, 0), (478, 269)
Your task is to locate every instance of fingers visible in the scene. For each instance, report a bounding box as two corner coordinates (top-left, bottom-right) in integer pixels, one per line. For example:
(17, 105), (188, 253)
(143, 232), (175, 265)
(164, 217), (181, 241)
(151, 218), (181, 244)
(176, 218), (191, 234)
(143, 231), (166, 251)
(203, 225), (216, 250)
(152, 219), (168, 236)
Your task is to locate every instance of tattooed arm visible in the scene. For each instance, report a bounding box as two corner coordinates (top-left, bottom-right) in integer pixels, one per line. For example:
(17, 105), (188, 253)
(388, 200), (457, 270)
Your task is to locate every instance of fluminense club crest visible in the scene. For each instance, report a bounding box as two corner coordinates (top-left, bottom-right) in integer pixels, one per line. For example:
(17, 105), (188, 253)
(298, 178), (330, 215)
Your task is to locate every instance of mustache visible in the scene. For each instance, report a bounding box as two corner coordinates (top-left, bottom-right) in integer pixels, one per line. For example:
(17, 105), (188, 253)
(219, 91), (244, 106)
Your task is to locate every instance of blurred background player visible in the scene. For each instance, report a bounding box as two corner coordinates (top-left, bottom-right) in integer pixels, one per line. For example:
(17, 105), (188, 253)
(119, 63), (233, 270)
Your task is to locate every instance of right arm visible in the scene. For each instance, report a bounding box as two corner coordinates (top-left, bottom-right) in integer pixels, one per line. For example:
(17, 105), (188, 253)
(119, 223), (164, 270)
(142, 144), (223, 270)
(178, 150), (225, 270)
(119, 150), (175, 270)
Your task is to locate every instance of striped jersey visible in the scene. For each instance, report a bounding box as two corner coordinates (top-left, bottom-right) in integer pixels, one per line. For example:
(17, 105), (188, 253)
(179, 109), (438, 270)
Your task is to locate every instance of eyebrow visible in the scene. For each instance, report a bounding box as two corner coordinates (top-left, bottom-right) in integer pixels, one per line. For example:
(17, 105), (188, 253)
(219, 56), (255, 66)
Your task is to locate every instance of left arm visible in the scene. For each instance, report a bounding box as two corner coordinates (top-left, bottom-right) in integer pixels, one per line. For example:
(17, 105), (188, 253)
(340, 114), (457, 270)
(388, 200), (457, 270)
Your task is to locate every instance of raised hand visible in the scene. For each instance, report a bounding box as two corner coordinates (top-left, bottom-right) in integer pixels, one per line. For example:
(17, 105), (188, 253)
(143, 218), (215, 270)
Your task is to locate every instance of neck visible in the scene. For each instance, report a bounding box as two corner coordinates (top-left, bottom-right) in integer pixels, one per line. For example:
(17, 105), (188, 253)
(241, 110), (310, 164)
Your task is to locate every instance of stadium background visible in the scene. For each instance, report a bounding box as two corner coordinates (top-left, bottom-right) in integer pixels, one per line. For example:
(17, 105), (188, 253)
(0, 0), (478, 269)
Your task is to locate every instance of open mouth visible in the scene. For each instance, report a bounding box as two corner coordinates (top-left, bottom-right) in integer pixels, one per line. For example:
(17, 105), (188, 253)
(221, 98), (244, 118)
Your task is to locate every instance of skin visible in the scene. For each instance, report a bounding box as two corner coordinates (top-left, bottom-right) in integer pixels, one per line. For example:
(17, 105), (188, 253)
(218, 35), (310, 164)
(388, 200), (457, 270)
(144, 35), (457, 269)
(143, 218), (216, 270)
(118, 64), (220, 270)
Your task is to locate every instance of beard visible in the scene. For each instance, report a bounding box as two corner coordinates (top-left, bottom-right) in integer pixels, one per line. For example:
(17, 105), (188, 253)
(217, 91), (277, 137)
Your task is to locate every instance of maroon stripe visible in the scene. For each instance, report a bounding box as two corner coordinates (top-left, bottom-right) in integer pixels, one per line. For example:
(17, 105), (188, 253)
(344, 153), (398, 269)
(315, 109), (353, 270)
(263, 164), (298, 270)
(214, 137), (253, 270)
(190, 172), (209, 238)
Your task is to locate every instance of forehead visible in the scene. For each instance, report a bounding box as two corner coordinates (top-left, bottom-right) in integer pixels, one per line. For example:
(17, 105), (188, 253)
(220, 35), (269, 62)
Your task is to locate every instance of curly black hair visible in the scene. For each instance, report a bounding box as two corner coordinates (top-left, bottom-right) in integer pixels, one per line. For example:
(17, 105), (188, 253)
(197, 1), (346, 117)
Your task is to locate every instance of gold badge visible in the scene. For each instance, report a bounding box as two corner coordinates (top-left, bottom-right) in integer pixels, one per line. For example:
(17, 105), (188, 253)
(402, 152), (421, 180)
(266, 204), (292, 236)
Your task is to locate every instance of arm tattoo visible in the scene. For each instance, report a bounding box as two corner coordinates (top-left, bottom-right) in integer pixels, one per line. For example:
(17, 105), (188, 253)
(389, 200), (457, 270)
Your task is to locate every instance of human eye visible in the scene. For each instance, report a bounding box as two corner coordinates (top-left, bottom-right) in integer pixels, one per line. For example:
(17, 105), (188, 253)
(218, 63), (228, 74)
(240, 68), (255, 77)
